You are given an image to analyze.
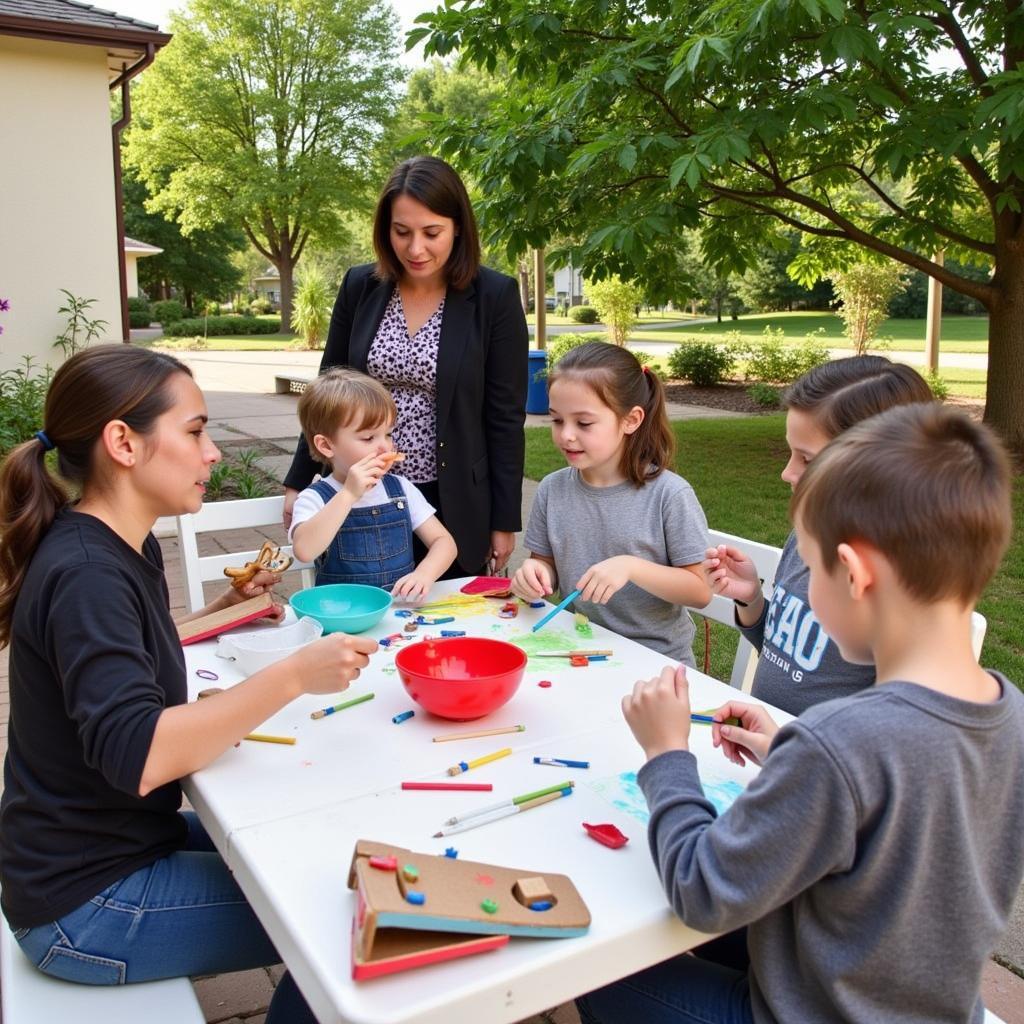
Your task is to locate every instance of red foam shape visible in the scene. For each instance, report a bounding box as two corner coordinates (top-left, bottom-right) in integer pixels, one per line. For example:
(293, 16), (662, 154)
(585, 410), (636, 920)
(460, 576), (513, 597)
(369, 855), (398, 871)
(582, 822), (629, 849)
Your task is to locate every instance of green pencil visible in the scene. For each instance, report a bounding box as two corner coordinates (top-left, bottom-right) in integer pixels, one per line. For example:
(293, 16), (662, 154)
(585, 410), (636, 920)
(310, 692), (375, 720)
(440, 780), (575, 827)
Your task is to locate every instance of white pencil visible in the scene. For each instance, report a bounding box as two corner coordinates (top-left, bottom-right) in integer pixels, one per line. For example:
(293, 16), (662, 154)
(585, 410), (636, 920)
(432, 787), (573, 837)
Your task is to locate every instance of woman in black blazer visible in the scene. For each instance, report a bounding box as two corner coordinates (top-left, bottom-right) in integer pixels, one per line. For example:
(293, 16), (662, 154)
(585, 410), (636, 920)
(283, 156), (528, 576)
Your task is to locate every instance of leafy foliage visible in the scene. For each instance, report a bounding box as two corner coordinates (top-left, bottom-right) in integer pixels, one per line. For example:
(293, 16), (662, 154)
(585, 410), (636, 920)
(739, 328), (831, 384)
(567, 305), (598, 323)
(546, 331), (605, 367)
(0, 358), (52, 457)
(54, 291), (108, 357)
(667, 341), (735, 386)
(747, 382), (783, 408)
(164, 315), (283, 337)
(586, 275), (642, 345)
(153, 299), (186, 324)
(290, 266), (332, 349)
(831, 262), (907, 354)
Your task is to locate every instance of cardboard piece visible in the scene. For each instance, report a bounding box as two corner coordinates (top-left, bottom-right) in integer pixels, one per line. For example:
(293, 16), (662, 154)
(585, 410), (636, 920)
(177, 593), (275, 646)
(348, 839), (591, 980)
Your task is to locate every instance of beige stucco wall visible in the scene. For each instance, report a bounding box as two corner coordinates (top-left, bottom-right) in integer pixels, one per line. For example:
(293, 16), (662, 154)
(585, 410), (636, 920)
(126, 252), (140, 297)
(0, 34), (122, 372)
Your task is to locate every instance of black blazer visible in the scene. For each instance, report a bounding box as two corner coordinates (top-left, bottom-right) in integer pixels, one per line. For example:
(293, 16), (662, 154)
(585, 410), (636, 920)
(284, 263), (529, 572)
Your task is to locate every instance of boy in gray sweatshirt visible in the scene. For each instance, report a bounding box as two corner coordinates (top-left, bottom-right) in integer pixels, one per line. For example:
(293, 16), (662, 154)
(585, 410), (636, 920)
(578, 403), (1024, 1024)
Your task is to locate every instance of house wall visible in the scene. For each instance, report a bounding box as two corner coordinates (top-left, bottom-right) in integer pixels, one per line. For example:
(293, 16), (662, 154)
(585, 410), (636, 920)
(126, 253), (140, 297)
(0, 35), (121, 372)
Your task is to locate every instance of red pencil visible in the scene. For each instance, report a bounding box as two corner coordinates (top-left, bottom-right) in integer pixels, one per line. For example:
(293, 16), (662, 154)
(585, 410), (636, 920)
(401, 782), (494, 792)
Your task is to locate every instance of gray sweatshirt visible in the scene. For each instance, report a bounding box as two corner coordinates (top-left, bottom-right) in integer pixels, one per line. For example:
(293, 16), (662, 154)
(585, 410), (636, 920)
(638, 675), (1024, 1024)
(740, 531), (875, 715)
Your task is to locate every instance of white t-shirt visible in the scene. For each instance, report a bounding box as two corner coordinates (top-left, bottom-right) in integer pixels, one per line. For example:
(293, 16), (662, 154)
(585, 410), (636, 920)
(288, 474), (435, 543)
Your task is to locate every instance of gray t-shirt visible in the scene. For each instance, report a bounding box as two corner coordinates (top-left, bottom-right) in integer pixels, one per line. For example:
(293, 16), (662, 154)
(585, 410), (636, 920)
(638, 674), (1024, 1024)
(740, 530), (874, 715)
(525, 467), (709, 664)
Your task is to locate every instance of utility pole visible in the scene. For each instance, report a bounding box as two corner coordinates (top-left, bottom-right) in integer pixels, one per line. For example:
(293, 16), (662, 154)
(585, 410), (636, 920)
(925, 250), (943, 375)
(534, 247), (546, 351)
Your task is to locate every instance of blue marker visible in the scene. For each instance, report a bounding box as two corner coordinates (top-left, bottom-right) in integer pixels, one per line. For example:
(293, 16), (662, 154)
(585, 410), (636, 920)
(533, 757), (590, 769)
(394, 609), (413, 618)
(531, 589), (581, 633)
(440, 629), (466, 637)
(392, 710), (415, 724)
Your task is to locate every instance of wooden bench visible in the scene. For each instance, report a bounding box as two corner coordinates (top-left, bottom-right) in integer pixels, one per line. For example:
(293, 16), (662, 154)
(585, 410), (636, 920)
(274, 373), (313, 395)
(1, 923), (204, 1023)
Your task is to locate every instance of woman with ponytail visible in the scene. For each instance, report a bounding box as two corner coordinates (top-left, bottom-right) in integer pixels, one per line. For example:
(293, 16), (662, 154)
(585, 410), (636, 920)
(0, 346), (375, 1022)
(511, 341), (711, 666)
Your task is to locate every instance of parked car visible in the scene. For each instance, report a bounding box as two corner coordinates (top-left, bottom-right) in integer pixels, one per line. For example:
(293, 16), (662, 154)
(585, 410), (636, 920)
(545, 296), (557, 311)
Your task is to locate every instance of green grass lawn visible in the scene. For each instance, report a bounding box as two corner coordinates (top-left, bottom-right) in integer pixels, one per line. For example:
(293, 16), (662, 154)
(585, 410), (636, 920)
(142, 333), (300, 350)
(631, 311), (989, 352)
(524, 416), (1023, 689)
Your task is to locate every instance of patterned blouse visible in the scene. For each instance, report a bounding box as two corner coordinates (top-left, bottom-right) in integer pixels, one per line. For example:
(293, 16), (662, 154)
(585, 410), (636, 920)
(366, 289), (444, 484)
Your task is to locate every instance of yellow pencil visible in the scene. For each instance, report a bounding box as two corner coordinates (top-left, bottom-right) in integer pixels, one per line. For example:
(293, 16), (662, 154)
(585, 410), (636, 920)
(446, 746), (512, 776)
(244, 733), (296, 745)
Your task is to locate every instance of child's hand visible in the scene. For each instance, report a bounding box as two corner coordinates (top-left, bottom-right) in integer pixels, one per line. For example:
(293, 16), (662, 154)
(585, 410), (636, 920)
(702, 544), (761, 605)
(391, 570), (435, 603)
(577, 556), (633, 604)
(342, 454), (386, 502)
(286, 633), (378, 695)
(621, 664), (692, 761)
(512, 559), (554, 601)
(710, 700), (779, 767)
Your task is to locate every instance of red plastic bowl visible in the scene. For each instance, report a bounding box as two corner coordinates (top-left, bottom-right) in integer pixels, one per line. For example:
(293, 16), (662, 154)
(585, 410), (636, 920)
(394, 638), (527, 720)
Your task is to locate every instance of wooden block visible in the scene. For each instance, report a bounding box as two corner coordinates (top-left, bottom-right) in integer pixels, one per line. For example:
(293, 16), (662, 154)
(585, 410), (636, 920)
(177, 593), (274, 646)
(513, 877), (554, 905)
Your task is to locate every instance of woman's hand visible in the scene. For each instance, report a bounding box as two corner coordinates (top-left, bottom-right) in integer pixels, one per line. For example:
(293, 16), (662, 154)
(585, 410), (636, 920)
(283, 487), (301, 530)
(489, 530), (515, 573)
(622, 664), (692, 761)
(219, 569), (286, 621)
(577, 556), (634, 605)
(703, 544), (761, 605)
(286, 633), (378, 696)
(511, 558), (555, 601)
(710, 700), (779, 768)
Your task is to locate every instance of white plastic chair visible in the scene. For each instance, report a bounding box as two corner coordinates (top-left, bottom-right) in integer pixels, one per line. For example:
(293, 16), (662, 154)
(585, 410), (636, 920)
(970, 610), (987, 661)
(694, 529), (783, 691)
(174, 496), (314, 613)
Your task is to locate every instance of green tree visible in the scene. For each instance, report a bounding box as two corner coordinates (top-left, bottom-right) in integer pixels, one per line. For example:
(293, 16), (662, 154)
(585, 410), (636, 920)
(832, 261), (907, 354)
(738, 234), (834, 312)
(123, 168), (244, 310)
(416, 0), (1024, 453)
(290, 265), (333, 349)
(586, 275), (643, 344)
(126, 0), (402, 326)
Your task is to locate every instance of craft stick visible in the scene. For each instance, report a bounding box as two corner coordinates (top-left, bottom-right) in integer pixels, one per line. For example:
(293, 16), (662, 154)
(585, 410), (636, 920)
(433, 787), (572, 837)
(442, 780), (575, 826)
(532, 651), (610, 659)
(432, 724), (525, 743)
(243, 733), (296, 745)
(445, 746), (512, 776)
(310, 692), (375, 719)
(401, 782), (494, 792)
(531, 590), (581, 633)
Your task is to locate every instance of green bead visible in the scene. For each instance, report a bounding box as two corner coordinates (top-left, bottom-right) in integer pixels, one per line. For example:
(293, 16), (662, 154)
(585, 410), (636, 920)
(480, 898), (498, 914)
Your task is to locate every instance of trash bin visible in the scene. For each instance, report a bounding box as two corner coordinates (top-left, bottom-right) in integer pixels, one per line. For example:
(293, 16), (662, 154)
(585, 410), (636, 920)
(526, 349), (549, 414)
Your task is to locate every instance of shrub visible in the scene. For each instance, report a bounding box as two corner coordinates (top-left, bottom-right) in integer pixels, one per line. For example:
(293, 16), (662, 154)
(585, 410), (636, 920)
(127, 296), (151, 314)
(0, 357), (52, 457)
(546, 332), (606, 369)
(586, 275), (642, 345)
(249, 297), (274, 316)
(925, 371), (949, 401)
(164, 315), (282, 337)
(153, 299), (185, 324)
(737, 327), (828, 385)
(291, 267), (332, 349)
(129, 309), (153, 328)
(160, 336), (209, 351)
(747, 382), (782, 408)
(667, 341), (735, 386)
(568, 305), (598, 324)
(629, 351), (665, 379)
(831, 261), (906, 355)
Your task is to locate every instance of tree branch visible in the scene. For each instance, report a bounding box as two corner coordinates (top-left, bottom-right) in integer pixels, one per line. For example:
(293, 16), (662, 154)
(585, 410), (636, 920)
(928, 6), (992, 94)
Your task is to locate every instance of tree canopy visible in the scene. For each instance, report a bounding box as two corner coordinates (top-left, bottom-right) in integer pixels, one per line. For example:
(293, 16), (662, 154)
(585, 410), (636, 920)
(126, 0), (403, 324)
(415, 0), (1024, 451)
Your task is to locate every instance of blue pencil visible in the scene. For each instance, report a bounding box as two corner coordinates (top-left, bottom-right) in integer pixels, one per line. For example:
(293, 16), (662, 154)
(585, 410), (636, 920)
(533, 757), (590, 769)
(531, 590), (581, 633)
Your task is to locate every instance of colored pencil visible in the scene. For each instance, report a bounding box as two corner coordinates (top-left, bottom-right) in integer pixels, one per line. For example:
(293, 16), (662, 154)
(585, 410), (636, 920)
(691, 710), (742, 726)
(243, 733), (296, 745)
(433, 787), (573, 837)
(401, 782), (494, 792)
(533, 757), (590, 769)
(432, 724), (525, 743)
(530, 590), (581, 633)
(445, 747), (512, 776)
(533, 649), (612, 658)
(441, 780), (575, 826)
(310, 692), (375, 719)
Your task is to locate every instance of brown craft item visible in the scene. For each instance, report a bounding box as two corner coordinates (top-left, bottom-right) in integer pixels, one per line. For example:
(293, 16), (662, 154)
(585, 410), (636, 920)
(380, 451), (406, 468)
(223, 541), (293, 591)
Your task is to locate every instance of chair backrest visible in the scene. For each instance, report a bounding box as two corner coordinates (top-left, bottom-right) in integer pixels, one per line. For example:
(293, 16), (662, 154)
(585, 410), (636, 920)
(175, 495), (314, 613)
(970, 610), (987, 661)
(695, 529), (783, 691)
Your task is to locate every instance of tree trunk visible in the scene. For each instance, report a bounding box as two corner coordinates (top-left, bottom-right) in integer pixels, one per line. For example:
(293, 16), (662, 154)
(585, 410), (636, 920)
(984, 248), (1024, 459)
(518, 263), (530, 314)
(277, 252), (294, 331)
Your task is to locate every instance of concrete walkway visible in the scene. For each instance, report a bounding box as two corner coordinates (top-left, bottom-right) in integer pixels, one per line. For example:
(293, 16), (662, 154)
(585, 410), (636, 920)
(0, 352), (1019, 1022)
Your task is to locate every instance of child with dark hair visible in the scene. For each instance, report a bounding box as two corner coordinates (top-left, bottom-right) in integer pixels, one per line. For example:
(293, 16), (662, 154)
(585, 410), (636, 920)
(511, 341), (711, 665)
(581, 402), (1024, 1024)
(705, 355), (934, 714)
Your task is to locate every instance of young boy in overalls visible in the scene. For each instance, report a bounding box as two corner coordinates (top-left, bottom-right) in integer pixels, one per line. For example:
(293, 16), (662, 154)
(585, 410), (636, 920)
(289, 368), (456, 601)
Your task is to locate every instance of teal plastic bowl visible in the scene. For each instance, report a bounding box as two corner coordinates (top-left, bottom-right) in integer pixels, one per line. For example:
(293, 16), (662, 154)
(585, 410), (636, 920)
(289, 584), (392, 635)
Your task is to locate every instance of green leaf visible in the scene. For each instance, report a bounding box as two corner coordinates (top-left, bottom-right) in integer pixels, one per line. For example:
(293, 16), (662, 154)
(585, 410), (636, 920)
(618, 143), (638, 172)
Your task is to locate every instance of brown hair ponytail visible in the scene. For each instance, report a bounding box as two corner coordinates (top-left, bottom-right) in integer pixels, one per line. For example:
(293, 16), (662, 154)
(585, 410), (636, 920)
(0, 345), (190, 646)
(549, 342), (675, 486)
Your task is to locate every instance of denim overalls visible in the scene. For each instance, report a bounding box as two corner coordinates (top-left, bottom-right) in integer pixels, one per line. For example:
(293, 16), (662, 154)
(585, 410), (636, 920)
(309, 474), (415, 590)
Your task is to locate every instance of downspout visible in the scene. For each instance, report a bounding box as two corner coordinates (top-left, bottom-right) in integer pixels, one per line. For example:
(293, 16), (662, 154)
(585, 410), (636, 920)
(111, 42), (155, 342)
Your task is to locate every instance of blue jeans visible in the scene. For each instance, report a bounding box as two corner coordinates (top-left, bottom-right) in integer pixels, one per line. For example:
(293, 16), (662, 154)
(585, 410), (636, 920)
(576, 950), (754, 1024)
(13, 812), (315, 1024)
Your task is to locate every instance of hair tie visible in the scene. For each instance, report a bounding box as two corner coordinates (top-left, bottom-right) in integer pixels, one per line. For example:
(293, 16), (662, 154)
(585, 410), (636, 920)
(642, 365), (651, 376)
(34, 430), (55, 452)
